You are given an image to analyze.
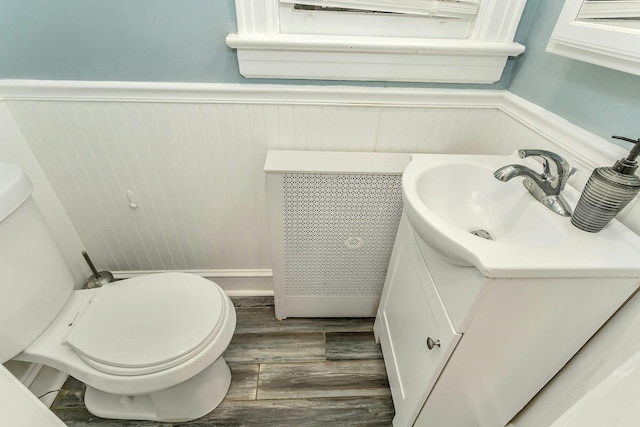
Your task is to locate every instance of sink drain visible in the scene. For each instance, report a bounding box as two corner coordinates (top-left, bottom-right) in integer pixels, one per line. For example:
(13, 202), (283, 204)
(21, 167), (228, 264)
(470, 229), (493, 240)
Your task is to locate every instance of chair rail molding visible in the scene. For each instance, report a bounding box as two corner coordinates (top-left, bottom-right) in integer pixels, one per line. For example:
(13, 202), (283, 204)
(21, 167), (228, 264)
(0, 79), (503, 107)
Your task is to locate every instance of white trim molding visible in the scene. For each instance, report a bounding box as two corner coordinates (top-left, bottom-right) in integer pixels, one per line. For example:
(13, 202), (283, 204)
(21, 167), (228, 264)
(227, 0), (526, 83)
(579, 1), (640, 20)
(225, 34), (525, 83)
(282, 0), (480, 19)
(0, 79), (504, 106)
(113, 269), (274, 296)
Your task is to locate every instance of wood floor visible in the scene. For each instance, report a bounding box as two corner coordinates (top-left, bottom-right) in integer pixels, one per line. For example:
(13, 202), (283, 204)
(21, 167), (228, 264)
(51, 296), (395, 426)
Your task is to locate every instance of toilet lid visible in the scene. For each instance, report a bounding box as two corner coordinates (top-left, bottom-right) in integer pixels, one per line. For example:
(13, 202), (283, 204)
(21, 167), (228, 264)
(65, 273), (225, 375)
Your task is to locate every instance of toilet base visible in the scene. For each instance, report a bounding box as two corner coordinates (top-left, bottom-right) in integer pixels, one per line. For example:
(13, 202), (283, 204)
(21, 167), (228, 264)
(84, 357), (231, 422)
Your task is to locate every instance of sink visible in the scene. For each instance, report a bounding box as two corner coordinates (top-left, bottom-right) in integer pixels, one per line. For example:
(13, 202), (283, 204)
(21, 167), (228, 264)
(416, 162), (569, 248)
(403, 153), (640, 278)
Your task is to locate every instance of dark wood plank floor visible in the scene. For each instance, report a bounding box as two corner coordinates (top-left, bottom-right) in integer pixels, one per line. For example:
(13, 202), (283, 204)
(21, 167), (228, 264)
(51, 296), (394, 426)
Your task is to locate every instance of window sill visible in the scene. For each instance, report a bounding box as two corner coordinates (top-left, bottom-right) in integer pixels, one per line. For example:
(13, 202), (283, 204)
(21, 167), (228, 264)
(226, 33), (525, 83)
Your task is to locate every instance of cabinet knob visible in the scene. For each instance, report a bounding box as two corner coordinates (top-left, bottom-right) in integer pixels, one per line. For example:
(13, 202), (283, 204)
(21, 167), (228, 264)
(426, 337), (441, 350)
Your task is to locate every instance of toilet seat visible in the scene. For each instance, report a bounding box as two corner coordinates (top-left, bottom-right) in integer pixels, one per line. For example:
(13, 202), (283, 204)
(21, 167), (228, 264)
(65, 273), (226, 376)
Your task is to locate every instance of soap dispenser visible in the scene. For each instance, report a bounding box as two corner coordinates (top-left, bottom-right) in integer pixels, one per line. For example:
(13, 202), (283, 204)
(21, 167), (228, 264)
(571, 136), (640, 233)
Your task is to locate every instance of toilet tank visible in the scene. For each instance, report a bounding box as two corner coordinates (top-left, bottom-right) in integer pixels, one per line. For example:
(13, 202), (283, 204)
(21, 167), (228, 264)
(0, 162), (74, 363)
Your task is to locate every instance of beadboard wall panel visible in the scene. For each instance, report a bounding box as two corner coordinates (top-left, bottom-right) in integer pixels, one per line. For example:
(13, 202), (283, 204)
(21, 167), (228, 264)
(4, 83), (637, 276)
(6, 96), (503, 273)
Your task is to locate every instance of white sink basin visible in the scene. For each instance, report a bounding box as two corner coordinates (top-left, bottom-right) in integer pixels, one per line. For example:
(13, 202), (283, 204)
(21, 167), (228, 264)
(403, 153), (640, 278)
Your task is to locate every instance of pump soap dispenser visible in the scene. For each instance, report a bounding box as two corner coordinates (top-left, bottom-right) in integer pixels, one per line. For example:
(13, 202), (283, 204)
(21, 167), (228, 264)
(571, 136), (640, 233)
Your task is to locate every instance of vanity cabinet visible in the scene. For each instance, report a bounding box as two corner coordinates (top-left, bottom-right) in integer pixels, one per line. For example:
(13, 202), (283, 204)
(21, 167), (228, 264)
(374, 214), (640, 427)
(375, 213), (461, 426)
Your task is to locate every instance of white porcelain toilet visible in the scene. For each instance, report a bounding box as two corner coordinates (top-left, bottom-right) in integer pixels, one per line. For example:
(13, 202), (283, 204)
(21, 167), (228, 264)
(0, 161), (236, 422)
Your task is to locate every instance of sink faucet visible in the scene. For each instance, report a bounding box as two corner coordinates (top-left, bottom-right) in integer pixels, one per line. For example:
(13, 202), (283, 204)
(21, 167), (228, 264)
(494, 149), (576, 217)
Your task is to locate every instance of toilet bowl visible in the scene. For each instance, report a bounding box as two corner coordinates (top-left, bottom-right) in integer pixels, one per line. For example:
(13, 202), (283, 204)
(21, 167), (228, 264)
(0, 162), (237, 422)
(16, 272), (236, 422)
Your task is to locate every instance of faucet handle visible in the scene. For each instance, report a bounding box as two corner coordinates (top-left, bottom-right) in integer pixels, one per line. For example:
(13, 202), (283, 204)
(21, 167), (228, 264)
(560, 166), (578, 191)
(518, 149), (572, 177)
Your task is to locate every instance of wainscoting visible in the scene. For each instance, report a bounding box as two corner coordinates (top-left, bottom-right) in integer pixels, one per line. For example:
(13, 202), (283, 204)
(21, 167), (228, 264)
(2, 81), (640, 425)
(2, 85), (506, 283)
(2, 81), (635, 294)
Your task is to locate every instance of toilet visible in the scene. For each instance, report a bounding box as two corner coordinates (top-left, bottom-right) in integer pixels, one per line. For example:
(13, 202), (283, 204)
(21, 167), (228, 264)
(0, 161), (236, 422)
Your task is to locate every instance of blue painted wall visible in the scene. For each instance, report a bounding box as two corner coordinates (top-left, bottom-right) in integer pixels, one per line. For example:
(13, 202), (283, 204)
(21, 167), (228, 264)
(509, 1), (640, 145)
(0, 0), (526, 89)
(0, 0), (241, 83)
(1, 0), (638, 143)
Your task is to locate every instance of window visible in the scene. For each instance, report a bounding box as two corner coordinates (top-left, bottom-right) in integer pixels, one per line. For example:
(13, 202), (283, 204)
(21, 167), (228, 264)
(548, 0), (640, 76)
(280, 0), (479, 38)
(577, 0), (640, 30)
(579, 0), (640, 20)
(226, 0), (527, 83)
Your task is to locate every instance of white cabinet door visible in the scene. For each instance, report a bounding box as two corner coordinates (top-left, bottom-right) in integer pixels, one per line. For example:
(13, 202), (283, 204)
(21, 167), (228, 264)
(377, 216), (461, 426)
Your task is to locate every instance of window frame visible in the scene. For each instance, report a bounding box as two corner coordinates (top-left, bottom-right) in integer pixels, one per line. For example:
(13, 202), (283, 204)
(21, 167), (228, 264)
(578, 1), (640, 20)
(548, 0), (640, 77)
(281, 0), (481, 19)
(226, 0), (527, 84)
(278, 4), (473, 39)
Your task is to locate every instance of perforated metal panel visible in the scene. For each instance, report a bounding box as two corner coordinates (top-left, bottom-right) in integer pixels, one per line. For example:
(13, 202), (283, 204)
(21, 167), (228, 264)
(282, 173), (403, 297)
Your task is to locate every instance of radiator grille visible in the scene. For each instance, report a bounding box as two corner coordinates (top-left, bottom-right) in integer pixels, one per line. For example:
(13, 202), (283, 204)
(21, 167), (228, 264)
(283, 173), (403, 297)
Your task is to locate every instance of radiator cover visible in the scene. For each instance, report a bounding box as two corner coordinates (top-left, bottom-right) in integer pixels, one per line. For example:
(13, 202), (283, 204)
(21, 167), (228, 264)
(265, 151), (409, 318)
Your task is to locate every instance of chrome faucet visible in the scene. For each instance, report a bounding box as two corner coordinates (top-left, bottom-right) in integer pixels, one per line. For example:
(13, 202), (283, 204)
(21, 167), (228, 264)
(494, 149), (576, 217)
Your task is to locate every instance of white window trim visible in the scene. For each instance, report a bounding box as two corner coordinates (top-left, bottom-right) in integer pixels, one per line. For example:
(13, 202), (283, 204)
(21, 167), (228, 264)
(226, 0), (527, 84)
(579, 1), (640, 20)
(548, 0), (640, 77)
(278, 5), (472, 39)
(281, 0), (481, 19)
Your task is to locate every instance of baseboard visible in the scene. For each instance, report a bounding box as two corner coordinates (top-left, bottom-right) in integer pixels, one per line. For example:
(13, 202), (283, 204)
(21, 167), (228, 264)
(113, 269), (274, 296)
(0, 79), (504, 108)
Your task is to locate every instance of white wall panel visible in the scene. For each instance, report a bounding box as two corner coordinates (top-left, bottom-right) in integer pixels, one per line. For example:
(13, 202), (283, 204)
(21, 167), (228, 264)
(4, 82), (635, 276)
(6, 91), (504, 274)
